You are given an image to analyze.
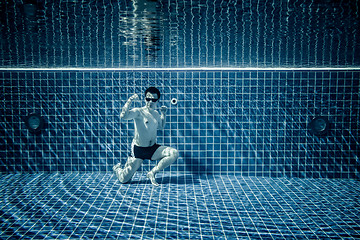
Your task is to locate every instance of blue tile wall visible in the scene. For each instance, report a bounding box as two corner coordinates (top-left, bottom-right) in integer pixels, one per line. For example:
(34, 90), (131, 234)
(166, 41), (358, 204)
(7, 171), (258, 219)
(1, 70), (359, 178)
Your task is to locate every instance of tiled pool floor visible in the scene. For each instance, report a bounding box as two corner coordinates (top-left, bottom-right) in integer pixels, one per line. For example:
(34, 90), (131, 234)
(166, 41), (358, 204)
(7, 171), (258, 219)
(0, 173), (359, 239)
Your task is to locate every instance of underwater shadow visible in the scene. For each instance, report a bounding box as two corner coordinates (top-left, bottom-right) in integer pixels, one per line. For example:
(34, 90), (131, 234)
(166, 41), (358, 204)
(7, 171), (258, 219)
(158, 174), (200, 185)
(128, 174), (200, 185)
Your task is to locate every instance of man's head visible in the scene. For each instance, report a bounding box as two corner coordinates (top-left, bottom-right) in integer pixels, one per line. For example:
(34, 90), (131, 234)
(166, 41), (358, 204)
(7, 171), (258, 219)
(144, 87), (160, 110)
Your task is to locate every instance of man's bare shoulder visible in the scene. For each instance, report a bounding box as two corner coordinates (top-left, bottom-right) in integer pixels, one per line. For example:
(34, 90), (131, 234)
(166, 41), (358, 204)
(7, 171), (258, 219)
(132, 107), (141, 111)
(126, 107), (141, 119)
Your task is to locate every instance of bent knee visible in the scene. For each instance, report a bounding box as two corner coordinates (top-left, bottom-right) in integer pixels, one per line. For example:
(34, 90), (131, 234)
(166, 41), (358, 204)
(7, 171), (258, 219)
(119, 177), (128, 184)
(118, 174), (132, 184)
(171, 148), (179, 159)
(118, 174), (127, 183)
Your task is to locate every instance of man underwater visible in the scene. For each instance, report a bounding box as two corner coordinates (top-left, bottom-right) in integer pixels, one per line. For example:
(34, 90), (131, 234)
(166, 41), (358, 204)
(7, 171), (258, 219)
(113, 87), (179, 186)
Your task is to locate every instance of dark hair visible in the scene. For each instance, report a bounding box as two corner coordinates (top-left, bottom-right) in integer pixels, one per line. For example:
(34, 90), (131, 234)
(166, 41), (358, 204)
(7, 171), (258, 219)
(145, 87), (161, 99)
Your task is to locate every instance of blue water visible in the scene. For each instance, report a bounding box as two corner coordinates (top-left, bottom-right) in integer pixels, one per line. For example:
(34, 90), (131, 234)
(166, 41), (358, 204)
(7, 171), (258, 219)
(1, 0), (359, 67)
(1, 0), (360, 239)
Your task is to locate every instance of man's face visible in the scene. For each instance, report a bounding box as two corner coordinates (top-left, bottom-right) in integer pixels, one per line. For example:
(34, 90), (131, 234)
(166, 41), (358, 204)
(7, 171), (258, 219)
(145, 92), (159, 110)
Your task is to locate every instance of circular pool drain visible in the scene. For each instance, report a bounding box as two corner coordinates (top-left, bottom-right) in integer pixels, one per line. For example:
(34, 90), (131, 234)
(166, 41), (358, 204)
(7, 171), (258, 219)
(25, 113), (44, 134)
(308, 116), (329, 136)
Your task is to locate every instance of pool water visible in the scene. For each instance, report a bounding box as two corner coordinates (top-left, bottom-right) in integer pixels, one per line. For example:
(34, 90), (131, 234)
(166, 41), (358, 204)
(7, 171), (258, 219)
(1, 0), (360, 239)
(1, 0), (359, 68)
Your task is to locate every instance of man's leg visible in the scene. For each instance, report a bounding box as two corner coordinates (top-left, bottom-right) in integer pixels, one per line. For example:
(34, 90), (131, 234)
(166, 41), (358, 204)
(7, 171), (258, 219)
(114, 157), (143, 183)
(147, 146), (179, 186)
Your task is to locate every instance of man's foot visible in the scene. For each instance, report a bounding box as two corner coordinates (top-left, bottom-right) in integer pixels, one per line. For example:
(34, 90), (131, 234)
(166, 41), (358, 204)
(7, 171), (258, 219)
(113, 163), (122, 172)
(114, 168), (122, 181)
(147, 171), (159, 187)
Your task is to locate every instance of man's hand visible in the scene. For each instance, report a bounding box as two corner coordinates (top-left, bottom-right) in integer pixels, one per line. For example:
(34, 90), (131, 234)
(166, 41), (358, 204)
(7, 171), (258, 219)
(121, 94), (139, 119)
(129, 94), (139, 101)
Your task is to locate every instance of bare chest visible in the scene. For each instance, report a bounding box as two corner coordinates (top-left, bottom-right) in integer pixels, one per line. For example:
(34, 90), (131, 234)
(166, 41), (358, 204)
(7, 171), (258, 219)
(137, 109), (159, 129)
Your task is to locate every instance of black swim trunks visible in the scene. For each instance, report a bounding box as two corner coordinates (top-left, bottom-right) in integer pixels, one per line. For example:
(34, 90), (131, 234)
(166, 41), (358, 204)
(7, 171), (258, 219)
(131, 143), (161, 160)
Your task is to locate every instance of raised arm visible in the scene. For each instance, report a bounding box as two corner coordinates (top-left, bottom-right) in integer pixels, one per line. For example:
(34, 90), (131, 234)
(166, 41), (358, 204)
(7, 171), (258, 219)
(159, 106), (167, 129)
(120, 94), (140, 120)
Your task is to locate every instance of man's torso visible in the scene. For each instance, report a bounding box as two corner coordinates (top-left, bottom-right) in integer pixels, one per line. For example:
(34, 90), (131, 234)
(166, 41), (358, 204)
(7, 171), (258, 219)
(132, 107), (160, 147)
